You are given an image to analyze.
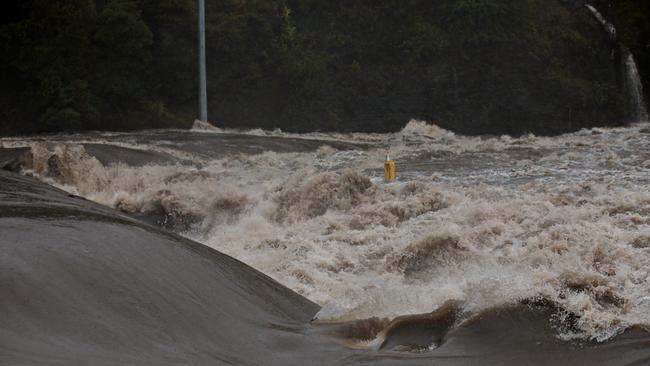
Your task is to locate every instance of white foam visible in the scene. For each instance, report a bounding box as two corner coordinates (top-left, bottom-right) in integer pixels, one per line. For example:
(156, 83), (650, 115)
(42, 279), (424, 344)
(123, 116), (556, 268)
(5, 122), (650, 341)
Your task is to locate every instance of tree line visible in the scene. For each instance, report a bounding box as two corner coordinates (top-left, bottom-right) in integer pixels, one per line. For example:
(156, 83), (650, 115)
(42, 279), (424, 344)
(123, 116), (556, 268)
(1, 0), (648, 136)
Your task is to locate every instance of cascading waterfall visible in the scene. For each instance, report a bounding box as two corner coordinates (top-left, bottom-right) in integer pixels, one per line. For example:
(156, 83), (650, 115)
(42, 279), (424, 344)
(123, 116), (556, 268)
(623, 50), (649, 121)
(585, 4), (649, 122)
(584, 4), (616, 39)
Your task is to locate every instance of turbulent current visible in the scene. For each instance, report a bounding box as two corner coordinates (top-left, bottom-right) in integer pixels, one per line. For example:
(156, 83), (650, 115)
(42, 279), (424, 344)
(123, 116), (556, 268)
(3, 120), (650, 346)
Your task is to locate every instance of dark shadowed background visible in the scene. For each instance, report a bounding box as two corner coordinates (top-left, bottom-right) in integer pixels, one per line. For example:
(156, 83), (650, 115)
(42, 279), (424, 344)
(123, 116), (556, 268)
(1, 0), (648, 136)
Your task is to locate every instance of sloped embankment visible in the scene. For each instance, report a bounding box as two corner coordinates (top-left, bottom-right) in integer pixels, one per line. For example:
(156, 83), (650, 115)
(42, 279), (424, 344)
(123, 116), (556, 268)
(0, 170), (320, 365)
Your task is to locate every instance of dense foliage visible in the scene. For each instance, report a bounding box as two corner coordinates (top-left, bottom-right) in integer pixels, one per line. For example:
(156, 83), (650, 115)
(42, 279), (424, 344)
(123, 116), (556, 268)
(0, 0), (648, 136)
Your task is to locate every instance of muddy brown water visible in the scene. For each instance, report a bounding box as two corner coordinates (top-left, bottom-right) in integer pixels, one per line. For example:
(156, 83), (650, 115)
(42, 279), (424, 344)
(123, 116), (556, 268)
(3, 125), (650, 365)
(2, 170), (650, 365)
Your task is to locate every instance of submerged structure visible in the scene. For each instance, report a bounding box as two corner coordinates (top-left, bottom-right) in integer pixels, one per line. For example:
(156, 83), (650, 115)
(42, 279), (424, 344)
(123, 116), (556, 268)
(3, 125), (650, 365)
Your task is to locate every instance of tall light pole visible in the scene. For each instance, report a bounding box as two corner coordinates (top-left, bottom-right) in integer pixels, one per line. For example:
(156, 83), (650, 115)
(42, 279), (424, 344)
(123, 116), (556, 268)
(198, 0), (207, 122)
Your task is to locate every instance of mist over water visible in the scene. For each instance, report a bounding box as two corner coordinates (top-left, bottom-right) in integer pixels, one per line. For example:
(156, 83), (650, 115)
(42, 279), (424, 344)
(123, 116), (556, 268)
(4, 120), (650, 343)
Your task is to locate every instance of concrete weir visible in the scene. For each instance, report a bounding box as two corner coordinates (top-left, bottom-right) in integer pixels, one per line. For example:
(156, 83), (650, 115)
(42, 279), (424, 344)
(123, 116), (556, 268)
(2, 167), (650, 365)
(0, 170), (322, 366)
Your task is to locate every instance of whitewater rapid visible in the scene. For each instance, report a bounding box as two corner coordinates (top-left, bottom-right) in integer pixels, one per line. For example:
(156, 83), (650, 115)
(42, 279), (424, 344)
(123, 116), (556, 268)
(3, 120), (650, 342)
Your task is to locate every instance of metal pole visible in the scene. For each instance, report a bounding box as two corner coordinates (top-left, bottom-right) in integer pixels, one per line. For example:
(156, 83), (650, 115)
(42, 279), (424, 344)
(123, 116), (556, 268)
(199, 0), (207, 122)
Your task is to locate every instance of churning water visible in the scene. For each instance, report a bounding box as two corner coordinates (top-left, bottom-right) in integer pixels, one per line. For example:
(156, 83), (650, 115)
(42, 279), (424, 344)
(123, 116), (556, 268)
(3, 120), (650, 344)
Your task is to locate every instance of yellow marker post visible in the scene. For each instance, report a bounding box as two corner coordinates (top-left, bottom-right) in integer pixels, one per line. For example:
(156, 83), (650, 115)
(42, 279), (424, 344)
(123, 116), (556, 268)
(384, 151), (396, 182)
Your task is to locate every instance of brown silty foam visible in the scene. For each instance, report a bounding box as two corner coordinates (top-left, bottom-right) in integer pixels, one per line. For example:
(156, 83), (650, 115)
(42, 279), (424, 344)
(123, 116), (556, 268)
(3, 122), (650, 345)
